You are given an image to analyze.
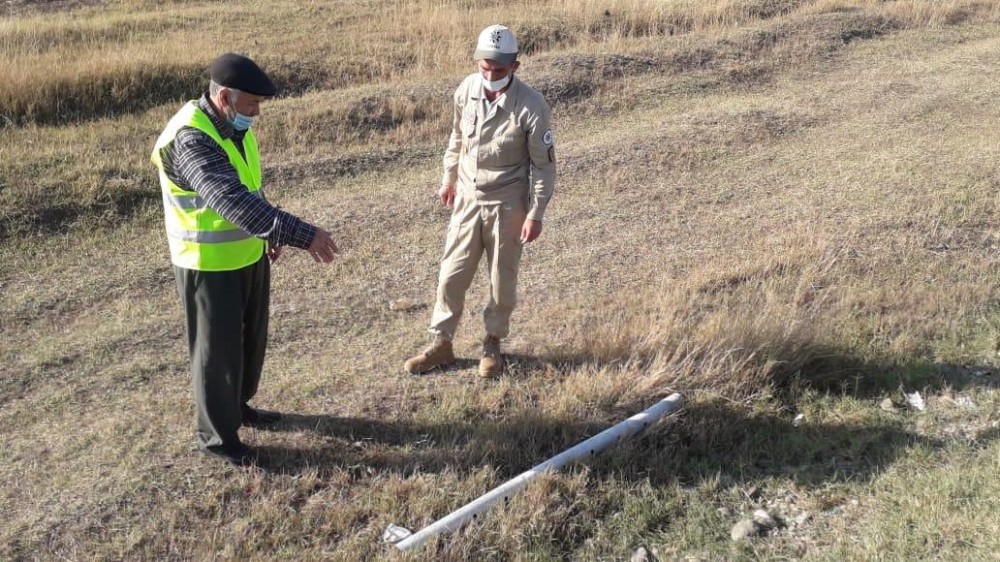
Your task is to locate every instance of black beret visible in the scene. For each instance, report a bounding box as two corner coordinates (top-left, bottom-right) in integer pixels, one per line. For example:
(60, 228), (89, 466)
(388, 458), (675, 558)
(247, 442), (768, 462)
(209, 53), (278, 96)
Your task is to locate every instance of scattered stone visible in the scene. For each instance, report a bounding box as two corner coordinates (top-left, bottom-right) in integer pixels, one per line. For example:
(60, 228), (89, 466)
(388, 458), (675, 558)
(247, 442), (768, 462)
(792, 512), (812, 526)
(631, 545), (657, 562)
(717, 506), (732, 516)
(388, 298), (420, 312)
(880, 397), (897, 412)
(793, 413), (805, 427)
(955, 394), (976, 409)
(752, 509), (778, 529)
(905, 391), (926, 411)
(731, 519), (762, 541)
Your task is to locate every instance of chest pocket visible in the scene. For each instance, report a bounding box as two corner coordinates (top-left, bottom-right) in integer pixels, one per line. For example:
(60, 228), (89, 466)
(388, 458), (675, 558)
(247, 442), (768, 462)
(461, 104), (477, 138)
(491, 116), (525, 165)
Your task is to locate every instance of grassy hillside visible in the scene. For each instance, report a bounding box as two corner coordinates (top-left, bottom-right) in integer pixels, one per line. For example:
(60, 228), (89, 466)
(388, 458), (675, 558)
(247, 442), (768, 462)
(1, 0), (997, 560)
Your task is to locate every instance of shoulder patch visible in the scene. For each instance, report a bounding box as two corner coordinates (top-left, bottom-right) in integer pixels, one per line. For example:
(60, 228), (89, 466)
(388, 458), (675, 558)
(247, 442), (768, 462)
(542, 129), (553, 146)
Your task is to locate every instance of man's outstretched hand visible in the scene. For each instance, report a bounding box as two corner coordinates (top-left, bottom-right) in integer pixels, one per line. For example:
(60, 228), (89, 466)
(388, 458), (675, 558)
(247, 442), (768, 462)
(307, 228), (339, 263)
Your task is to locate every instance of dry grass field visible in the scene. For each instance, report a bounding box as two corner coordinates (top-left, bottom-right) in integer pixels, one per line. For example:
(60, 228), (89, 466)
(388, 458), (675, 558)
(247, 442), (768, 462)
(1, 0), (998, 560)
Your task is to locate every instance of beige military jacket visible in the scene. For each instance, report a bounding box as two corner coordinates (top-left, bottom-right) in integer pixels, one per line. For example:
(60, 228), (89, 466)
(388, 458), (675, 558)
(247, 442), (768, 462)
(442, 73), (556, 221)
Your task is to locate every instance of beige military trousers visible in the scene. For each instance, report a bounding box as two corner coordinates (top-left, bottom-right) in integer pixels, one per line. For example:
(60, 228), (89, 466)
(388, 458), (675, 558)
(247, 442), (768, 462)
(429, 194), (527, 341)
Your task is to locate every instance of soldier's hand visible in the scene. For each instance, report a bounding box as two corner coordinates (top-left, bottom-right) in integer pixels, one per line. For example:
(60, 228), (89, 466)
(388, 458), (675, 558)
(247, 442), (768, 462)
(520, 219), (543, 244)
(307, 228), (339, 263)
(438, 184), (456, 208)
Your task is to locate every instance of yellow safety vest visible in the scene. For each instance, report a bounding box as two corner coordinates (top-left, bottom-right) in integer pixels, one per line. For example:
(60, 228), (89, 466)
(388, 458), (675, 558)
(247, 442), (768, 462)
(150, 101), (265, 271)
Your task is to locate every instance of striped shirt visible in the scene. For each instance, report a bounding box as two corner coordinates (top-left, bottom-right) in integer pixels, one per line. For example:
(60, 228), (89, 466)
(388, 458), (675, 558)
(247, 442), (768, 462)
(159, 94), (316, 249)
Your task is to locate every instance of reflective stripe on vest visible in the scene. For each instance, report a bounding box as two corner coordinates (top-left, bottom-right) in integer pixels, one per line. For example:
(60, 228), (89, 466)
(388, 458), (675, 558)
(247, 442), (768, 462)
(162, 187), (267, 212)
(165, 225), (252, 243)
(151, 101), (265, 271)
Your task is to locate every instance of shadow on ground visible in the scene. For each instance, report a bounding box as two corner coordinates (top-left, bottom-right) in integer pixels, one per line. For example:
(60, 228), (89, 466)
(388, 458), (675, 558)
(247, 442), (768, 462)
(791, 350), (998, 398)
(253, 364), (996, 491)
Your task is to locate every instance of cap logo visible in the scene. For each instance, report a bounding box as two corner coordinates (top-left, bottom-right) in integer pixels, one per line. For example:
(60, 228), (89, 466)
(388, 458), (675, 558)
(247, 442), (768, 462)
(490, 28), (504, 48)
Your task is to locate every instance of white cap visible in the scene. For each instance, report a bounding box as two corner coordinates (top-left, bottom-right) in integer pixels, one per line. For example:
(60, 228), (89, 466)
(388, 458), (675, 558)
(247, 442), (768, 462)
(473, 24), (518, 64)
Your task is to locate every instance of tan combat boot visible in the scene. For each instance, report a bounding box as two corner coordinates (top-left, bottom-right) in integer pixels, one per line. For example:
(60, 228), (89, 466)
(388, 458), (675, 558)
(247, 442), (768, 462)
(479, 335), (503, 378)
(403, 338), (455, 374)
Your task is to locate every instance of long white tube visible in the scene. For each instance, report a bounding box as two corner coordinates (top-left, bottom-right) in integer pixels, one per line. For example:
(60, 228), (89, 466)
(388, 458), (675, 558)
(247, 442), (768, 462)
(391, 393), (685, 552)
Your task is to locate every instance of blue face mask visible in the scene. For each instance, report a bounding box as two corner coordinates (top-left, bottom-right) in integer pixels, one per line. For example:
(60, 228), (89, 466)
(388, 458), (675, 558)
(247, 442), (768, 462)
(228, 112), (254, 131)
(223, 92), (254, 130)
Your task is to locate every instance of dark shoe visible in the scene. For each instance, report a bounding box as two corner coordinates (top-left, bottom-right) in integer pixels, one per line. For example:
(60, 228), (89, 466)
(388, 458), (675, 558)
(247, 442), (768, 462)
(202, 443), (258, 466)
(242, 405), (282, 428)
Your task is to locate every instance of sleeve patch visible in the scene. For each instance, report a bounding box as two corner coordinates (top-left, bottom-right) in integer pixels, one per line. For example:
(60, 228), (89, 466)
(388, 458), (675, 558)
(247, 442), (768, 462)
(542, 129), (553, 146)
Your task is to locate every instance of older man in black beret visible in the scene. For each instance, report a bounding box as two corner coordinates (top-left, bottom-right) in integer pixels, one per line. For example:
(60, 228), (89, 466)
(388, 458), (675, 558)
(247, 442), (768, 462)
(151, 53), (339, 466)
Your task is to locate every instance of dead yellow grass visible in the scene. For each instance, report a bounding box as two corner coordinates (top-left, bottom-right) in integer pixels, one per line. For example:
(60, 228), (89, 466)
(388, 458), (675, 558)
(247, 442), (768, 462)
(17, 0), (988, 125)
(806, 0), (1000, 26)
(1, 0), (998, 560)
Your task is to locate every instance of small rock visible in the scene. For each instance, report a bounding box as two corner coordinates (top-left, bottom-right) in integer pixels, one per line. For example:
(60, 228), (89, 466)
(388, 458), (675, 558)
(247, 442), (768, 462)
(731, 519), (762, 541)
(792, 512), (812, 526)
(879, 397), (897, 412)
(631, 545), (657, 562)
(744, 485), (762, 500)
(905, 391), (926, 411)
(955, 394), (976, 409)
(717, 506), (732, 516)
(389, 298), (422, 312)
(752, 509), (777, 529)
(793, 413), (805, 427)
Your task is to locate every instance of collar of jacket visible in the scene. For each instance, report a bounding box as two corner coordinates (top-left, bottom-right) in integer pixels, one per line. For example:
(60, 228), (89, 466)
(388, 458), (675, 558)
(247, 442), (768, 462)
(197, 93), (242, 141)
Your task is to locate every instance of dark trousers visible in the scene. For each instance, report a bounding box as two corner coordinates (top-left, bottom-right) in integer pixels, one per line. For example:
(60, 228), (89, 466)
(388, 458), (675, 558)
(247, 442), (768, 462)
(174, 257), (270, 449)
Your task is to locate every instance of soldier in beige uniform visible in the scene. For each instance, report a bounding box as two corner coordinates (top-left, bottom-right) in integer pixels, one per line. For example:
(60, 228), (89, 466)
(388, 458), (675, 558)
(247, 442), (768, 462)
(405, 24), (556, 378)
